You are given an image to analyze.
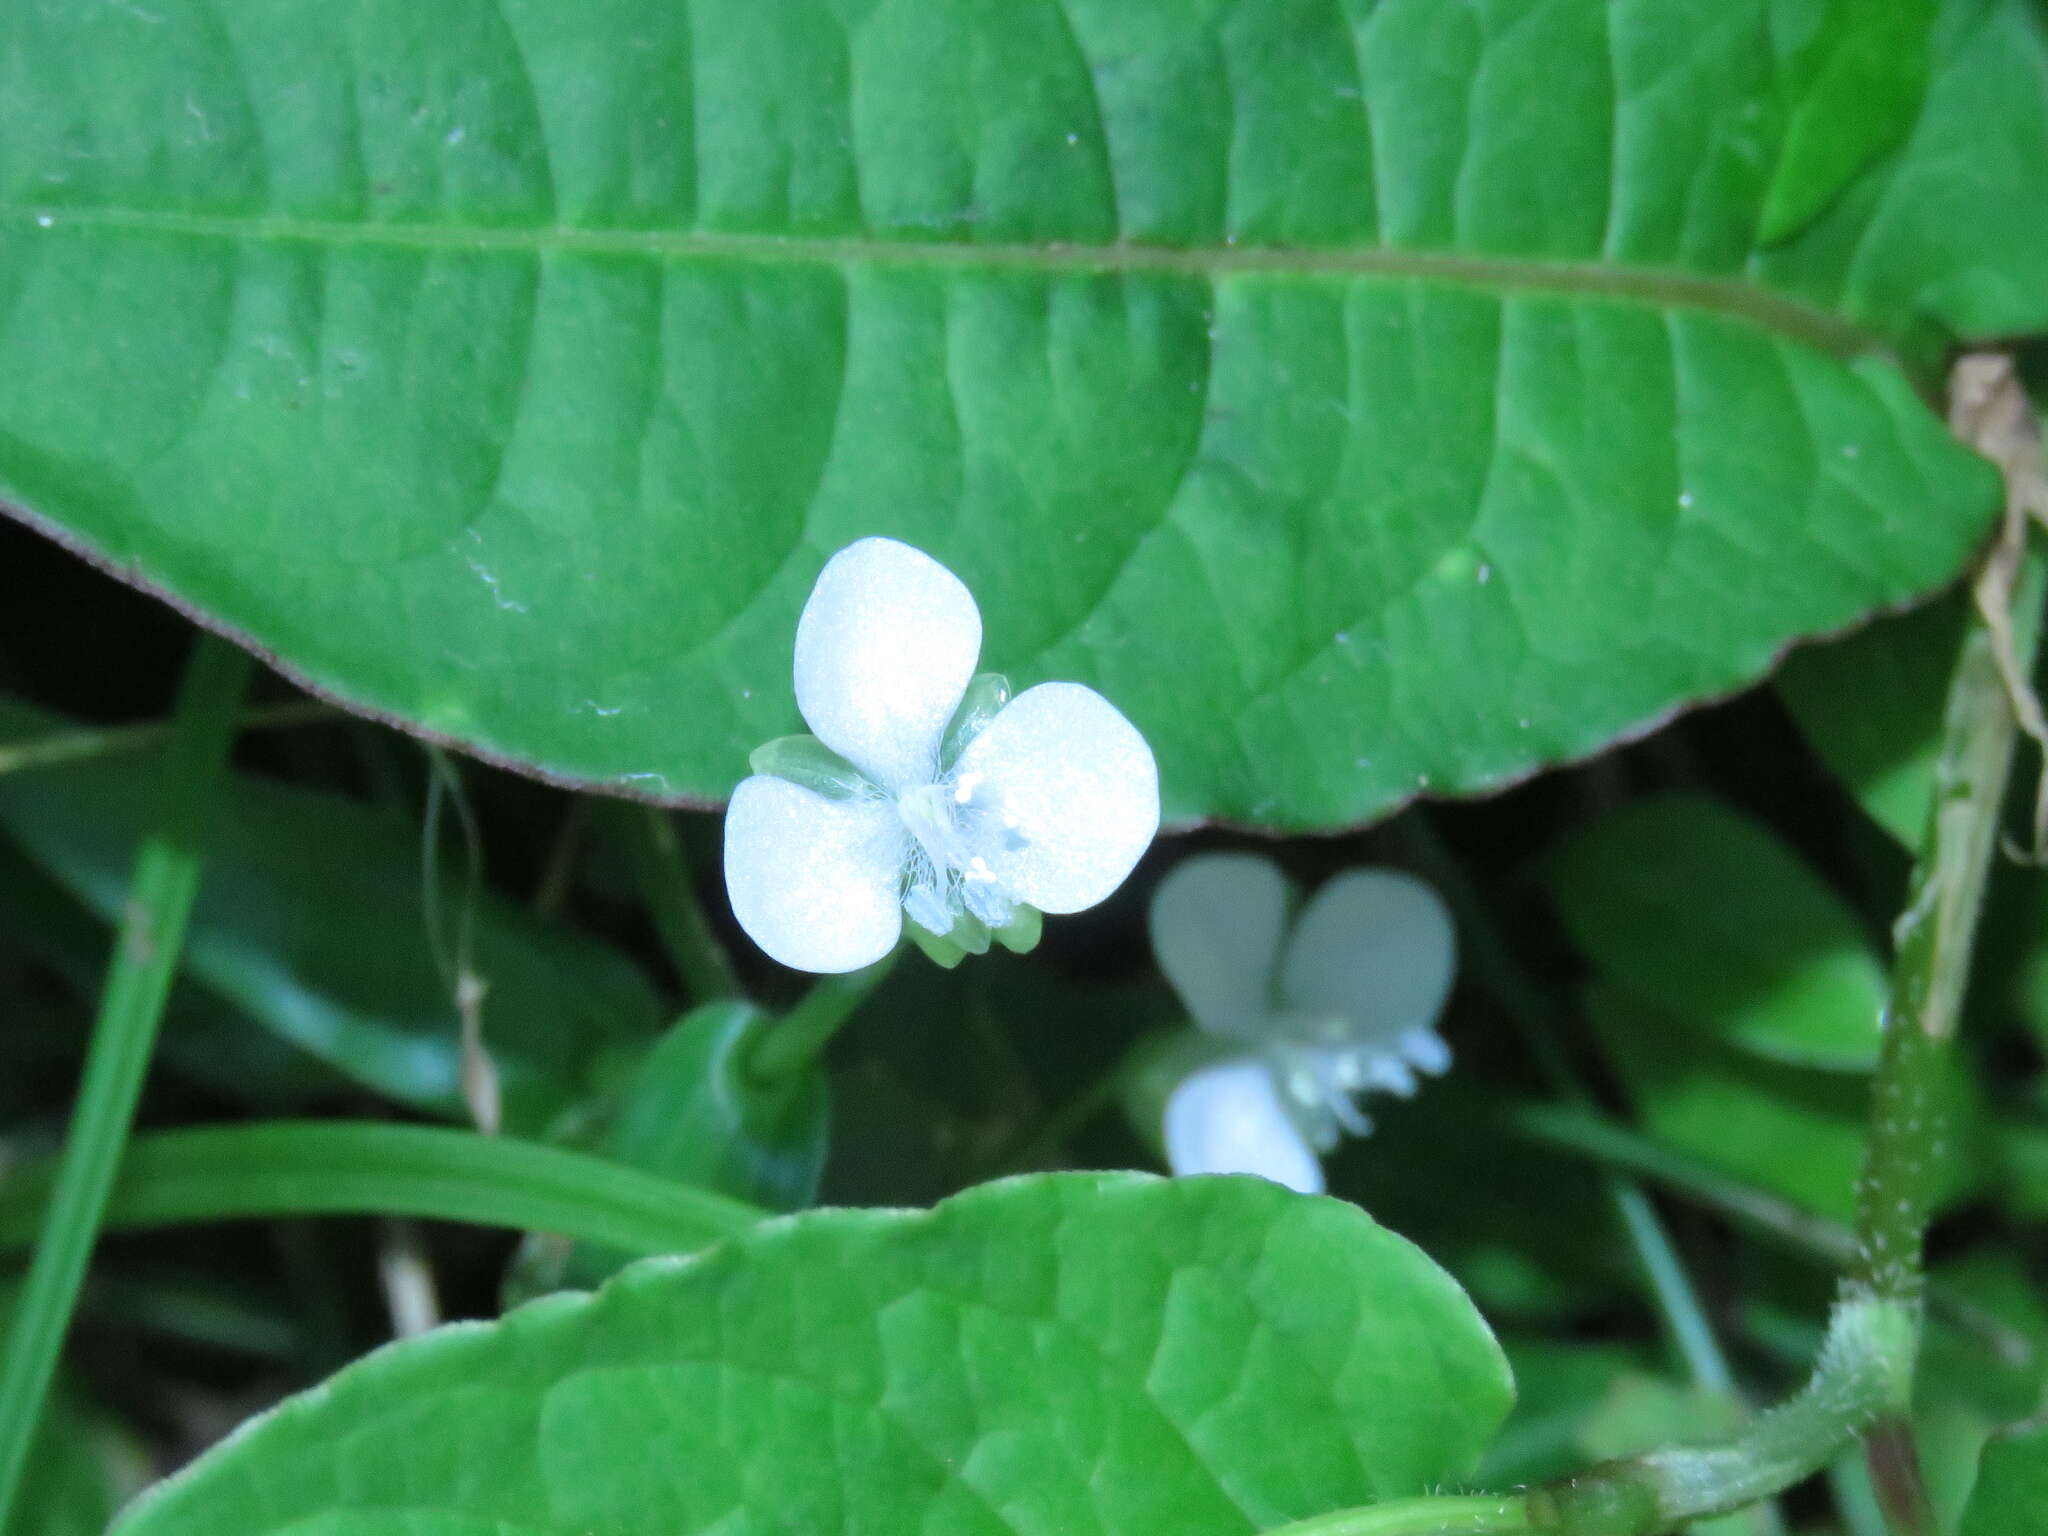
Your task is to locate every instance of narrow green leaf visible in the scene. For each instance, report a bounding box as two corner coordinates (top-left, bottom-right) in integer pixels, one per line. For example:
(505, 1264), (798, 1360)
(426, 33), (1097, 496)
(3, 0), (2042, 827)
(0, 700), (662, 1132)
(5, 1393), (117, 1536)
(0, 1123), (763, 1260)
(112, 1173), (1512, 1536)
(0, 836), (344, 1109)
(1545, 795), (1886, 1069)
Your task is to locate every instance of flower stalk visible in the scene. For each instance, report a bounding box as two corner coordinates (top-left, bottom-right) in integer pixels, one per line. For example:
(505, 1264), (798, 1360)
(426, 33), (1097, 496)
(743, 947), (901, 1083)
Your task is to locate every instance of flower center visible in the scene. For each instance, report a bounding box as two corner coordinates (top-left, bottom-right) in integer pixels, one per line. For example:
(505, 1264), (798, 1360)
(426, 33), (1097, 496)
(895, 773), (1027, 934)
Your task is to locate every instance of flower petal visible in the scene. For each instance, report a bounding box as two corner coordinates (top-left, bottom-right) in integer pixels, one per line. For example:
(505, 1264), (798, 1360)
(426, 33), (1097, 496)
(1163, 1058), (1325, 1194)
(1280, 869), (1456, 1046)
(723, 775), (905, 974)
(953, 681), (1159, 914)
(1148, 852), (1290, 1039)
(793, 537), (981, 792)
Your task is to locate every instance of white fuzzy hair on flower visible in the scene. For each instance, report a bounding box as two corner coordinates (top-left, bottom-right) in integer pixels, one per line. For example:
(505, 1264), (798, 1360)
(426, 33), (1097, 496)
(723, 537), (1160, 974)
(1151, 853), (1456, 1188)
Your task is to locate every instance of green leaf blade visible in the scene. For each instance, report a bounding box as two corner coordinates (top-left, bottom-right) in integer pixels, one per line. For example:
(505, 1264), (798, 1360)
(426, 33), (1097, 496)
(1544, 795), (1888, 1070)
(113, 1173), (1512, 1536)
(3, 0), (2041, 828)
(0, 700), (661, 1132)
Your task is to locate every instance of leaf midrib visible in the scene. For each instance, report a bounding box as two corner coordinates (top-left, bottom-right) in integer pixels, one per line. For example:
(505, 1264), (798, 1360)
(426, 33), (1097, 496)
(2, 202), (1881, 362)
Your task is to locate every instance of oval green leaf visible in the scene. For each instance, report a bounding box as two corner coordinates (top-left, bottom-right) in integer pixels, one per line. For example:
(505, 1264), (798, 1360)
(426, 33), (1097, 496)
(1544, 795), (1887, 1069)
(3, 2), (2045, 827)
(115, 1172), (1512, 1535)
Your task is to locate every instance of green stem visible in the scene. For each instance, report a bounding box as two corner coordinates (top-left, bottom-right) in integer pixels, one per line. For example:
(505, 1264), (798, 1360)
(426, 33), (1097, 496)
(0, 697), (330, 777)
(0, 635), (250, 1528)
(0, 1122), (764, 1258)
(745, 948), (899, 1082)
(1853, 565), (2037, 1297)
(1266, 1494), (1535, 1536)
(596, 801), (740, 1002)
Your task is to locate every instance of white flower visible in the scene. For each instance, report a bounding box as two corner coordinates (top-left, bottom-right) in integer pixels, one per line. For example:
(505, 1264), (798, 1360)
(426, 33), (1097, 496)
(1150, 853), (1455, 1182)
(1163, 1057), (1326, 1194)
(724, 537), (1160, 973)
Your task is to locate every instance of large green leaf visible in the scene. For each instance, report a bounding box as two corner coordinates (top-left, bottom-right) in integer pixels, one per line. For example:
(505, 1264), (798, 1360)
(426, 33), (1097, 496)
(1545, 795), (1886, 1069)
(0, 702), (661, 1133)
(114, 1172), (1512, 1535)
(2, 1), (2043, 828)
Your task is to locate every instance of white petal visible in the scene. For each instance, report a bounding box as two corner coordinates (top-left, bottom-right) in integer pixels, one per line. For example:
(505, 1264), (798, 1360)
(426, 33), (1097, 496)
(1147, 853), (1290, 1039)
(1280, 869), (1456, 1046)
(952, 681), (1158, 914)
(1397, 1026), (1453, 1077)
(723, 775), (905, 974)
(793, 538), (981, 793)
(1163, 1058), (1324, 1194)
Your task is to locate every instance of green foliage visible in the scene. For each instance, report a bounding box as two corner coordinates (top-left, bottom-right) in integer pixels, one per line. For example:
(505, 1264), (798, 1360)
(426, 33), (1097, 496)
(0, 7), (2045, 1534)
(1586, 989), (1982, 1223)
(1960, 1421), (2048, 1536)
(1545, 795), (1887, 1069)
(520, 1001), (828, 1292)
(1778, 594), (1965, 845)
(0, 700), (662, 1133)
(113, 1174), (1512, 1535)
(3, 1), (2045, 826)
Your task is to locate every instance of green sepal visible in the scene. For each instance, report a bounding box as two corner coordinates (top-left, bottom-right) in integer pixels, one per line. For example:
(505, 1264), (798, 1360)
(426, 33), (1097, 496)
(951, 911), (993, 956)
(994, 905), (1042, 955)
(748, 735), (868, 799)
(941, 673), (1011, 766)
(904, 917), (968, 970)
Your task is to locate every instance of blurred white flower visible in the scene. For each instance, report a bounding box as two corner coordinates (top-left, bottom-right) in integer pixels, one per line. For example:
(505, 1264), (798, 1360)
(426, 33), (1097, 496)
(1149, 854), (1456, 1183)
(724, 537), (1160, 973)
(1163, 1057), (1325, 1194)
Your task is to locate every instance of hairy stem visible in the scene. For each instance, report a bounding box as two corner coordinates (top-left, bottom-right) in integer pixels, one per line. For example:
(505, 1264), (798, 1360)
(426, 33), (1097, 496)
(0, 635), (250, 1527)
(1267, 1494), (1536, 1536)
